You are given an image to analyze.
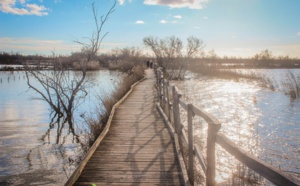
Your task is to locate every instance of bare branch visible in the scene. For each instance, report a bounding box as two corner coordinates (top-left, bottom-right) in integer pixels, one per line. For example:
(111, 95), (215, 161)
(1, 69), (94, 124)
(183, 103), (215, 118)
(187, 36), (205, 58)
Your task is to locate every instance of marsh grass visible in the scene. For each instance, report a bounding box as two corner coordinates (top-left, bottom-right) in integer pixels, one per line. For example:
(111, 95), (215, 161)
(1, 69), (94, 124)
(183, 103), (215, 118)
(73, 61), (100, 71)
(108, 60), (135, 72)
(283, 70), (300, 99)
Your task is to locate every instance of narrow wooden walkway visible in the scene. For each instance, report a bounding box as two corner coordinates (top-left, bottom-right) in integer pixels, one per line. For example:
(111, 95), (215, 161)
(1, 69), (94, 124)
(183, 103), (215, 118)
(74, 69), (184, 185)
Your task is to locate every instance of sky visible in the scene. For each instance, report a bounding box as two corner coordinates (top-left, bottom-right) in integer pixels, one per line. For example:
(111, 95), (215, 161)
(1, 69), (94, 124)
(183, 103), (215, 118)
(0, 0), (300, 58)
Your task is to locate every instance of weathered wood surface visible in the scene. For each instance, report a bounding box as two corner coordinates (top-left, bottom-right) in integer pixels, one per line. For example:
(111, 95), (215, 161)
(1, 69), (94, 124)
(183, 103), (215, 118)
(74, 69), (184, 186)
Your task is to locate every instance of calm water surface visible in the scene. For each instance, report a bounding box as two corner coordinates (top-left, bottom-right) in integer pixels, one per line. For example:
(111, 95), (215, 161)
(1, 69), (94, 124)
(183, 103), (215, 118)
(172, 69), (300, 184)
(0, 70), (121, 185)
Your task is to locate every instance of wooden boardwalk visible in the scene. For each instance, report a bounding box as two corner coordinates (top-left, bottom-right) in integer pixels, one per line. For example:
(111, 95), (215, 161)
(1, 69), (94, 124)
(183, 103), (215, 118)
(73, 69), (184, 185)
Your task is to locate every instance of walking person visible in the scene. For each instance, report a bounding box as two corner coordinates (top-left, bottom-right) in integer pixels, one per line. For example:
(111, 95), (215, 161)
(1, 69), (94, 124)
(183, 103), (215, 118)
(149, 60), (153, 69)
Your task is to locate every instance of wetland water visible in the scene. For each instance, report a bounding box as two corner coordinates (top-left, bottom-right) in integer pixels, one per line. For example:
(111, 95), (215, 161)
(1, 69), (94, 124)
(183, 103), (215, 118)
(1, 68), (299, 185)
(0, 70), (121, 185)
(172, 69), (300, 184)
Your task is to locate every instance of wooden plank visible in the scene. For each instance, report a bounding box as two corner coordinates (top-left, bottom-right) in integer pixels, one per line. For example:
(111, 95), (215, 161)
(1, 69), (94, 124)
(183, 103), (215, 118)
(74, 182), (168, 186)
(90, 151), (177, 157)
(96, 146), (175, 151)
(78, 170), (183, 178)
(92, 149), (176, 154)
(108, 127), (168, 132)
(103, 134), (173, 139)
(77, 178), (182, 184)
(95, 137), (172, 142)
(88, 157), (178, 162)
(99, 138), (171, 143)
(74, 183), (159, 186)
(81, 163), (180, 173)
(77, 175), (183, 183)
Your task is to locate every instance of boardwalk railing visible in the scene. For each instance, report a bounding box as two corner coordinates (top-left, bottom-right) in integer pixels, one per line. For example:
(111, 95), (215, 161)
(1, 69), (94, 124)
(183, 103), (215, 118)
(156, 68), (300, 186)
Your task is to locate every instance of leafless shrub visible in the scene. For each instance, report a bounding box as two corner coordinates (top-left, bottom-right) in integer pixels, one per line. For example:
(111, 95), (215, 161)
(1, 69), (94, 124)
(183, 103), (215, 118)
(108, 47), (146, 72)
(143, 35), (205, 80)
(73, 61), (100, 71)
(108, 60), (136, 72)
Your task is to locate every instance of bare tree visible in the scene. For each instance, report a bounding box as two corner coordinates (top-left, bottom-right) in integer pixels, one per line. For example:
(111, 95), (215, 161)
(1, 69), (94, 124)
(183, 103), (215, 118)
(187, 36), (205, 58)
(75, 1), (116, 63)
(25, 0), (116, 136)
(144, 35), (205, 79)
(207, 49), (218, 59)
(143, 36), (163, 65)
(143, 36), (183, 66)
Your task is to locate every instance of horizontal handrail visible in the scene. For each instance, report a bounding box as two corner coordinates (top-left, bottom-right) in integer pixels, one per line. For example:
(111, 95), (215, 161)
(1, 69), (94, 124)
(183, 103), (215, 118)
(179, 99), (188, 111)
(191, 105), (221, 126)
(216, 133), (300, 186)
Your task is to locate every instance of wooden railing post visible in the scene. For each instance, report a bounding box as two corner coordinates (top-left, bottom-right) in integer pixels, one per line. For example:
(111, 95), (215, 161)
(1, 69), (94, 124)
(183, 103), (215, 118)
(157, 70), (162, 105)
(172, 86), (183, 151)
(206, 123), (221, 186)
(156, 69), (159, 87)
(187, 103), (195, 185)
(160, 74), (164, 107)
(164, 80), (169, 111)
(165, 81), (171, 122)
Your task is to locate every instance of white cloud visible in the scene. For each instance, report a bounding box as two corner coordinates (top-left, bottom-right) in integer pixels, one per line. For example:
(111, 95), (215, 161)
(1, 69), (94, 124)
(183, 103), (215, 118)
(118, 0), (132, 5)
(144, 0), (209, 9)
(26, 4), (48, 16)
(160, 19), (167, 24)
(135, 20), (145, 24)
(203, 16), (208, 19)
(0, 0), (49, 16)
(297, 32), (300, 36)
(174, 15), (182, 19)
(118, 0), (125, 5)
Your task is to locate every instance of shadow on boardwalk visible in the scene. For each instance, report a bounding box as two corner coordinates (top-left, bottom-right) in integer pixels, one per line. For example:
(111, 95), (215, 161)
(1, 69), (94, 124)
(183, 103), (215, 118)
(74, 69), (184, 185)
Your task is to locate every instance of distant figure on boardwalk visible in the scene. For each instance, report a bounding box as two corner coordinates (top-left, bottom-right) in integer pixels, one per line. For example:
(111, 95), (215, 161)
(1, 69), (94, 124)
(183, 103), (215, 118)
(146, 60), (150, 68)
(149, 60), (153, 69)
